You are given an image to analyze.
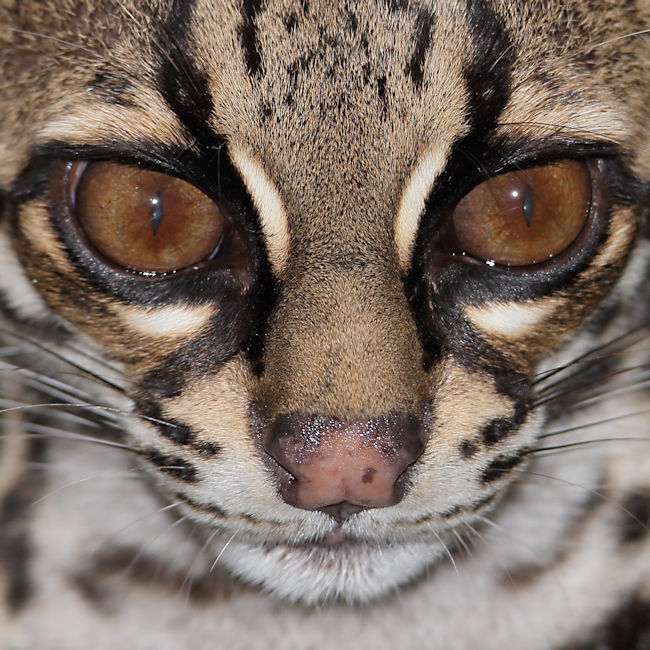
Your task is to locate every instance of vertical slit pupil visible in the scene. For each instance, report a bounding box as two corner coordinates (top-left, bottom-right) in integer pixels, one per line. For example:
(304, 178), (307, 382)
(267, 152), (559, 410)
(150, 192), (163, 235)
(522, 183), (533, 227)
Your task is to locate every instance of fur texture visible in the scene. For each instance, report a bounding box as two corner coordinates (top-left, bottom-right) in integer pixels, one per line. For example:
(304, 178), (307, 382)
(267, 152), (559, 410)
(0, 1), (649, 648)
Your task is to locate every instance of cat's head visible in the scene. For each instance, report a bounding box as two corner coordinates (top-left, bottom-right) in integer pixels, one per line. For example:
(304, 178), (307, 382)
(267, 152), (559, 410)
(1, 0), (648, 602)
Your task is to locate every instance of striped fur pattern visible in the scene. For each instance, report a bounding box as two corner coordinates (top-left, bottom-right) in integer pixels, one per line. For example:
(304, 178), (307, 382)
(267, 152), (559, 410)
(0, 1), (649, 648)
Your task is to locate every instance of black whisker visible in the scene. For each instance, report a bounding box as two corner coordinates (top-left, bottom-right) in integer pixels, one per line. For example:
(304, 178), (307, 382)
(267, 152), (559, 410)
(533, 324), (649, 387)
(539, 408), (650, 439)
(0, 325), (127, 394)
(531, 437), (650, 456)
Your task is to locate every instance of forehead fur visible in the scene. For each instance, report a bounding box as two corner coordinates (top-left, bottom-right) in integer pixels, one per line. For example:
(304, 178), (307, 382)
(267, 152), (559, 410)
(1, 0), (649, 181)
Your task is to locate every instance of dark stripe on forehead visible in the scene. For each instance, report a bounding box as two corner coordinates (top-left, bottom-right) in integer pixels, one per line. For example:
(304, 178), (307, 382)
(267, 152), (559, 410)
(158, 0), (221, 149)
(87, 67), (136, 107)
(385, 0), (435, 89)
(410, 0), (514, 209)
(240, 0), (264, 76)
(463, 0), (513, 134)
(407, 7), (435, 88)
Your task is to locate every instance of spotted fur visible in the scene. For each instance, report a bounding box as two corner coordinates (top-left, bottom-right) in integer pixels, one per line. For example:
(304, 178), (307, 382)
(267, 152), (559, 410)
(0, 1), (649, 648)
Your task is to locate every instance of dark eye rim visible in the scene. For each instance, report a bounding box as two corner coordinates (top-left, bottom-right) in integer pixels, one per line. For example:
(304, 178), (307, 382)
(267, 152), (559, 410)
(55, 159), (248, 279)
(433, 158), (608, 275)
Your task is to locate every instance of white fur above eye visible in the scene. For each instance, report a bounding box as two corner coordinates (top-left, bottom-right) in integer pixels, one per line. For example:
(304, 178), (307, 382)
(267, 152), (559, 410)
(394, 147), (449, 272)
(230, 146), (291, 277)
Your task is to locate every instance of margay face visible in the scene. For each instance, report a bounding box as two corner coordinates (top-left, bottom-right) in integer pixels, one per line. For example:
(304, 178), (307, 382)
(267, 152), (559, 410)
(0, 0), (648, 603)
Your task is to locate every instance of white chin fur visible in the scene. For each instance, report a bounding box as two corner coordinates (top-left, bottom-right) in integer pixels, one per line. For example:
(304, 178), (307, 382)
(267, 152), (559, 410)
(219, 538), (443, 604)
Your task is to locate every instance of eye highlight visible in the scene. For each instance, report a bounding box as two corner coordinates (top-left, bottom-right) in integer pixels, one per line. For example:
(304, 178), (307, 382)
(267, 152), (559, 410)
(450, 160), (592, 267)
(71, 162), (225, 273)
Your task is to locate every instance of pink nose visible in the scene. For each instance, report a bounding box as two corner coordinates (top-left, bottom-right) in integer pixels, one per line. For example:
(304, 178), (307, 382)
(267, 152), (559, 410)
(263, 412), (425, 521)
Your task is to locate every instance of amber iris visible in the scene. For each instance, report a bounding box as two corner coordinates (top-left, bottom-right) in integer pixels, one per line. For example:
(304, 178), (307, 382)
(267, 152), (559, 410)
(74, 162), (225, 272)
(451, 160), (592, 266)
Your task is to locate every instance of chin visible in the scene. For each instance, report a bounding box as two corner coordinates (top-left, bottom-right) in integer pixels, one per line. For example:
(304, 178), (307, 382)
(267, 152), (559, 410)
(219, 536), (444, 604)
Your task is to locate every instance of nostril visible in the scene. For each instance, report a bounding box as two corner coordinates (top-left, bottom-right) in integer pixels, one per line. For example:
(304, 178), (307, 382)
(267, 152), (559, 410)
(262, 411), (425, 514)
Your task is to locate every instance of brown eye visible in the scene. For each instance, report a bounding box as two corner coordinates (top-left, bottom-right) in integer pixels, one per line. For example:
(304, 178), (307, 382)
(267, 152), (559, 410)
(73, 162), (225, 273)
(450, 160), (592, 266)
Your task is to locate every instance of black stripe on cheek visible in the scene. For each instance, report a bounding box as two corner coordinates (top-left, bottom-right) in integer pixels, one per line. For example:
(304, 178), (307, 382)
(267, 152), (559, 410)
(145, 449), (199, 483)
(0, 438), (46, 612)
(619, 493), (650, 544)
(0, 288), (73, 345)
(481, 402), (528, 446)
(136, 400), (223, 456)
(240, 0), (264, 76)
(481, 452), (525, 484)
(564, 598), (650, 650)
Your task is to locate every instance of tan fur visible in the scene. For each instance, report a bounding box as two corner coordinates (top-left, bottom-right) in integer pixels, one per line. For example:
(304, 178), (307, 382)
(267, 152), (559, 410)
(0, 1), (649, 648)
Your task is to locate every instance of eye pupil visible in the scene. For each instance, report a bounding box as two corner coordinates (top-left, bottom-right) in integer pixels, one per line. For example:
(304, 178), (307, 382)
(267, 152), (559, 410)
(150, 192), (163, 236)
(522, 183), (533, 227)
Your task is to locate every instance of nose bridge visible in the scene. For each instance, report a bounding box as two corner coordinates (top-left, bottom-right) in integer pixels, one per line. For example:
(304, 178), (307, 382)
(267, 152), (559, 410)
(259, 248), (425, 420)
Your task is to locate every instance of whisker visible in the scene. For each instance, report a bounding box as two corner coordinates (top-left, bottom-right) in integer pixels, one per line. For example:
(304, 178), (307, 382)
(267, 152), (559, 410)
(210, 529), (240, 572)
(0, 428), (139, 453)
(123, 515), (189, 579)
(0, 322), (123, 372)
(0, 400), (178, 430)
(532, 373), (650, 410)
(32, 469), (142, 506)
(97, 501), (184, 554)
(511, 469), (650, 537)
(535, 363), (650, 402)
(539, 407), (650, 439)
(431, 529), (459, 576)
(181, 526), (222, 601)
(585, 29), (650, 51)
(530, 437), (650, 456)
(533, 324), (649, 387)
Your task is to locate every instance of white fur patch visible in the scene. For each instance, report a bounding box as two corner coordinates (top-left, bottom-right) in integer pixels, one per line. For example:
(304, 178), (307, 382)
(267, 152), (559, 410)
(394, 147), (449, 271)
(465, 300), (553, 337)
(118, 304), (214, 338)
(220, 537), (442, 604)
(229, 147), (290, 276)
(0, 232), (53, 322)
